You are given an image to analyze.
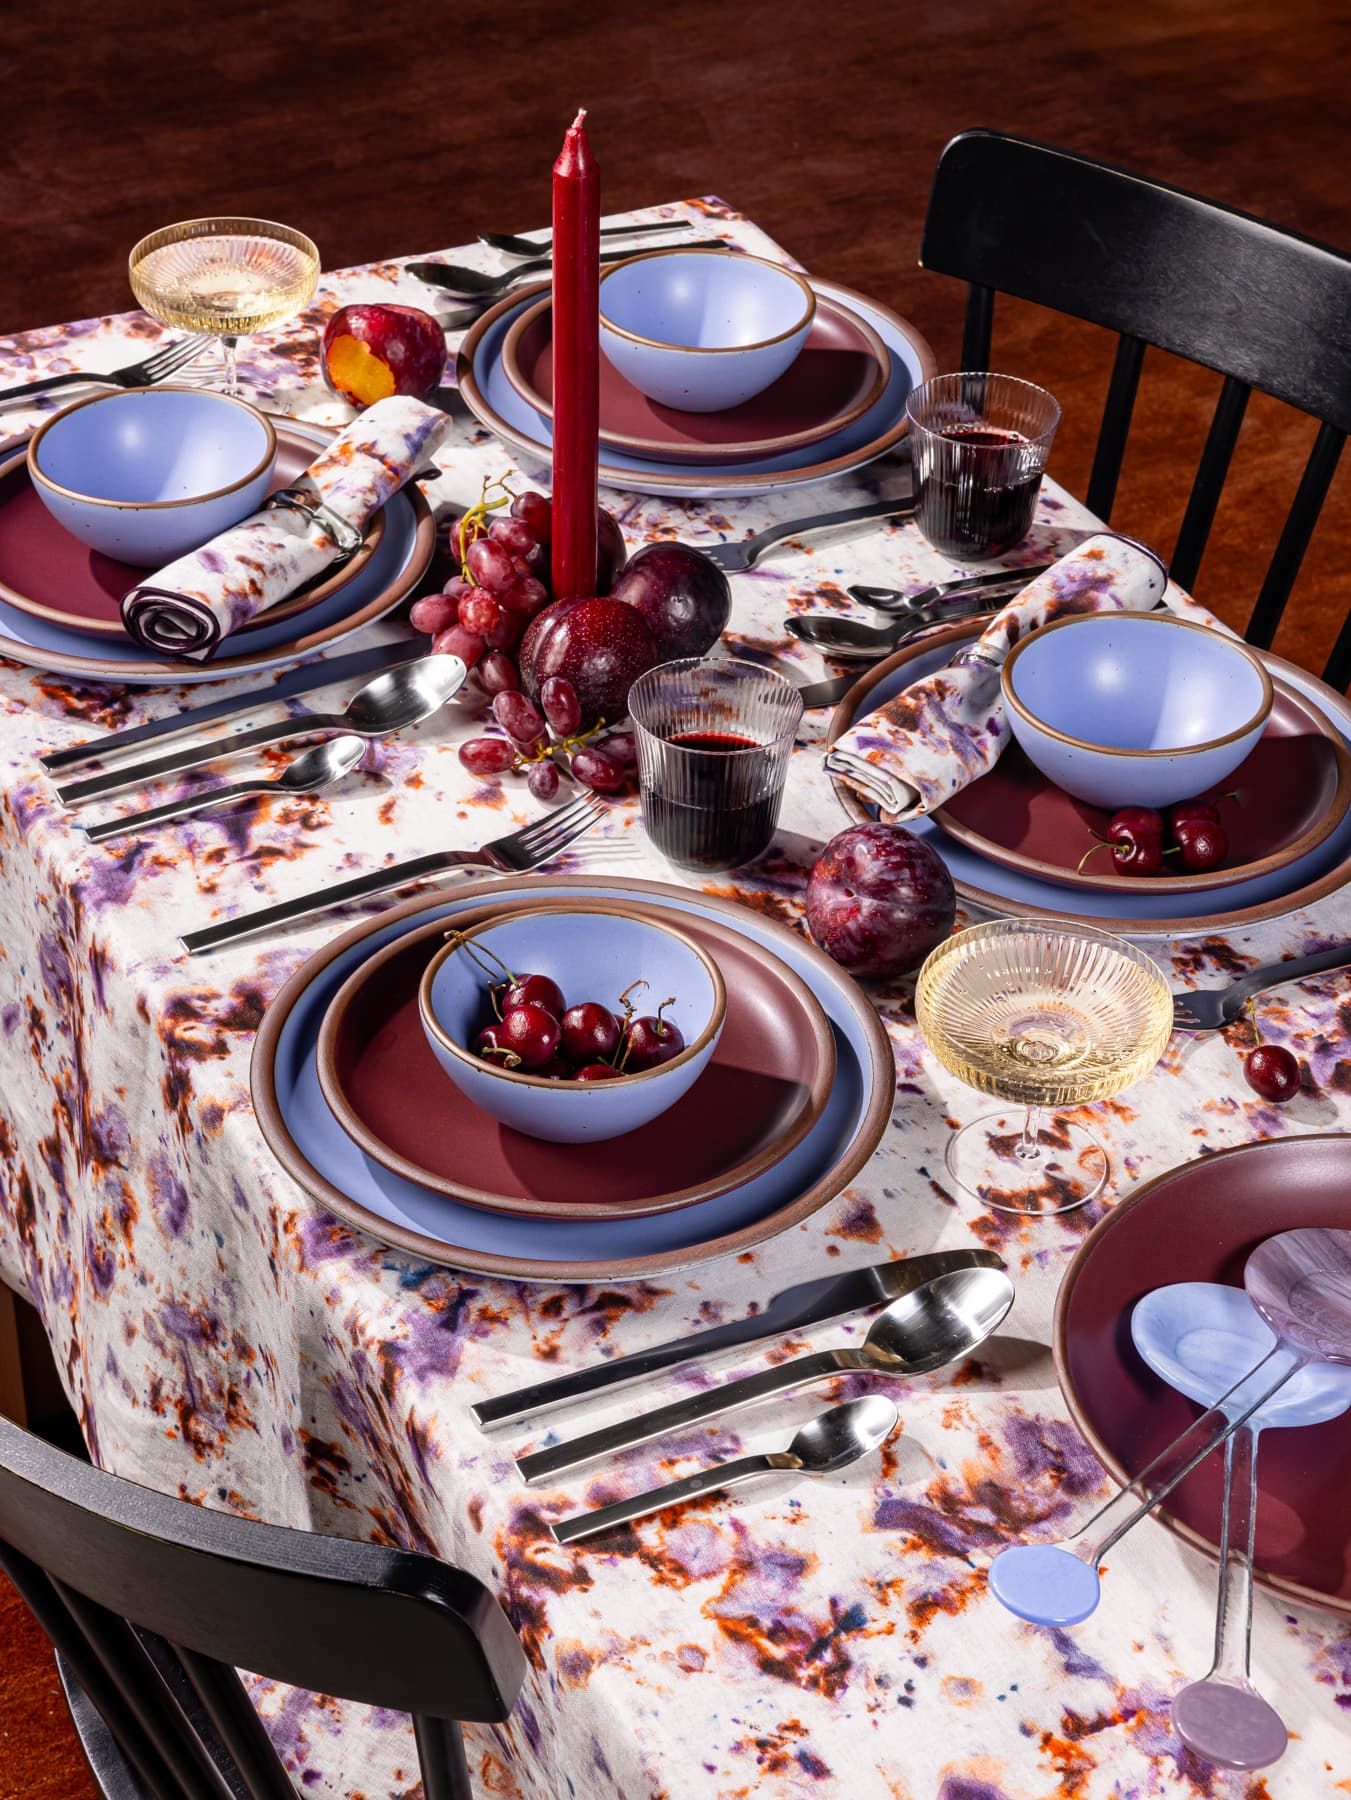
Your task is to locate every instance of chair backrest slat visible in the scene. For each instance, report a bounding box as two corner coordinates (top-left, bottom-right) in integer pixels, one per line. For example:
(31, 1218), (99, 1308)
(1085, 334), (1145, 523)
(920, 129), (1351, 685)
(1171, 375), (1252, 592)
(1246, 420), (1347, 650)
(0, 1543), (185, 1800)
(178, 1647), (300, 1800)
(0, 1417), (525, 1722)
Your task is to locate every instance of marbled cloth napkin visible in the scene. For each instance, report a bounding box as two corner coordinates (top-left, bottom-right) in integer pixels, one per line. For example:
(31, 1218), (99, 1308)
(824, 533), (1169, 820)
(121, 396), (449, 659)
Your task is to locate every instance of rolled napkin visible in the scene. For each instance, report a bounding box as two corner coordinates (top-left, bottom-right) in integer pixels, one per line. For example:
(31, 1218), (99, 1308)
(824, 533), (1169, 820)
(121, 396), (450, 659)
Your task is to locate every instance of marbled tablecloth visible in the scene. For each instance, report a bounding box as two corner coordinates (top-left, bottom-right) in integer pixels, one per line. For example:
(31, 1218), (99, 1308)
(1, 202), (1348, 1800)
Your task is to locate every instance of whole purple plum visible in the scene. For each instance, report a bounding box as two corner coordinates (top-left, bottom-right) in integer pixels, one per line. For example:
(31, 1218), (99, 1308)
(806, 823), (955, 978)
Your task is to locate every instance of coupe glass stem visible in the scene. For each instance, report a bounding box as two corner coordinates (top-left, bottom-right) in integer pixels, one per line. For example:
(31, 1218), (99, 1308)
(1210, 1426), (1258, 1683)
(221, 335), (239, 397)
(1016, 1105), (1043, 1164)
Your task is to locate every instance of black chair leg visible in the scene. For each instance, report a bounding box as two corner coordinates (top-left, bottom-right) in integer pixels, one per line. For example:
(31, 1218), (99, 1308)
(1323, 607), (1351, 694)
(413, 1713), (473, 1800)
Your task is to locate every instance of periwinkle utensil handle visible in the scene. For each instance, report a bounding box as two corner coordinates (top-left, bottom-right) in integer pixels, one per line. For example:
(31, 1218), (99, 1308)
(517, 1348), (847, 1485)
(57, 712), (345, 805)
(83, 778), (271, 842)
(1073, 1344), (1304, 1562)
(552, 1452), (786, 1544)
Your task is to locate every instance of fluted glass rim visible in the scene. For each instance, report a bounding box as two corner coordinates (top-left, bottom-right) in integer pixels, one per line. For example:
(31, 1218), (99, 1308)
(905, 371), (1062, 451)
(628, 656), (805, 756)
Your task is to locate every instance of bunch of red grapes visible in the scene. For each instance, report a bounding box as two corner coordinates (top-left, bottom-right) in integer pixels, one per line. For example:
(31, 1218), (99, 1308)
(410, 485), (633, 799)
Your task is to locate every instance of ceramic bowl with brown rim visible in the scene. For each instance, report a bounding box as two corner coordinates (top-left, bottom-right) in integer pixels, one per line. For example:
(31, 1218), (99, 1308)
(599, 248), (815, 411)
(28, 386), (276, 565)
(419, 904), (726, 1143)
(1002, 612), (1274, 809)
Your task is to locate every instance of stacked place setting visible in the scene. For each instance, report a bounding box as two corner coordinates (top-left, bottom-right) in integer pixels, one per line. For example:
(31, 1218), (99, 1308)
(5, 116), (1351, 1795)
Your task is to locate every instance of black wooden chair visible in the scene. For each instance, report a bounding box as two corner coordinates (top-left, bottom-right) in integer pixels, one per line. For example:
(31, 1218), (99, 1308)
(919, 128), (1351, 689)
(0, 1414), (527, 1799)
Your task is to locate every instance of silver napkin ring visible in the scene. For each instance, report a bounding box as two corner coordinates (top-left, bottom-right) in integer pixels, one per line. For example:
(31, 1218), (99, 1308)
(265, 487), (365, 558)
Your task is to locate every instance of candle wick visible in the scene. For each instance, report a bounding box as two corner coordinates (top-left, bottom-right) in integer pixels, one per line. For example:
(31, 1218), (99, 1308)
(572, 107), (587, 128)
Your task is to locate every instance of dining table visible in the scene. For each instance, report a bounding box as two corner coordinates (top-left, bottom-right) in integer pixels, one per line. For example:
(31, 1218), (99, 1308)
(0, 197), (1348, 1800)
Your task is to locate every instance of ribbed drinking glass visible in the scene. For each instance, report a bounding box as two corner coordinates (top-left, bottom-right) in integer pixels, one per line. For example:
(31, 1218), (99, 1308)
(629, 658), (803, 872)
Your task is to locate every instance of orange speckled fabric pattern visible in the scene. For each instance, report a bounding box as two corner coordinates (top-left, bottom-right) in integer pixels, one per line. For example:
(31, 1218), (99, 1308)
(0, 204), (1348, 1799)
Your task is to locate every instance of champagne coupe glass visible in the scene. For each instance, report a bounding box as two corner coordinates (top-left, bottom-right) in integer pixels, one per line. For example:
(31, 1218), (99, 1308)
(915, 918), (1172, 1215)
(129, 217), (320, 397)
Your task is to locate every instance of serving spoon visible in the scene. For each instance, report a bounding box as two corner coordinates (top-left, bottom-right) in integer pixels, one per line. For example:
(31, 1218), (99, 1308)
(57, 655), (467, 806)
(552, 1394), (898, 1544)
(1131, 1282), (1351, 1770)
(81, 736), (368, 842)
(989, 1228), (1351, 1629)
(518, 1264), (1015, 1484)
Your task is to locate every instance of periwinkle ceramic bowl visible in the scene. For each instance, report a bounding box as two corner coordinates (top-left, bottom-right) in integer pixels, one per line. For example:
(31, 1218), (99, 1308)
(1002, 613), (1275, 809)
(419, 904), (726, 1144)
(27, 386), (277, 565)
(599, 248), (816, 412)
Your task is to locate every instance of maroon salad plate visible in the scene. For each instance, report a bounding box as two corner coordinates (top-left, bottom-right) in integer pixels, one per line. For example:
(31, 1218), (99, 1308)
(316, 897), (837, 1221)
(936, 677), (1351, 895)
(1054, 1133), (1351, 1616)
(501, 291), (889, 464)
(0, 423), (386, 640)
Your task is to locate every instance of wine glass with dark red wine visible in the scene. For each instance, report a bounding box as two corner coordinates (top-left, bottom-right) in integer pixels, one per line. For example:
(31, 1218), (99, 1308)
(906, 373), (1060, 562)
(629, 659), (803, 872)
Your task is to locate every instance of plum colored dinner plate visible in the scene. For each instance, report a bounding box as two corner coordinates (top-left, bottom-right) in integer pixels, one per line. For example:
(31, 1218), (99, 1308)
(0, 421), (433, 687)
(316, 898), (837, 1220)
(827, 621), (1351, 937)
(0, 423), (387, 639)
(935, 680), (1351, 895)
(501, 291), (889, 464)
(1054, 1133), (1351, 1615)
(250, 874), (894, 1283)
(455, 275), (937, 500)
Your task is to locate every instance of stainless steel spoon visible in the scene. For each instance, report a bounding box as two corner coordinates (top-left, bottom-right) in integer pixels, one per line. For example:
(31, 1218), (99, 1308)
(405, 245), (677, 301)
(57, 655), (467, 806)
(479, 220), (697, 257)
(81, 736), (368, 842)
(551, 1394), (899, 1544)
(850, 563), (1051, 614)
(519, 1264), (1015, 1485)
(785, 591), (1009, 660)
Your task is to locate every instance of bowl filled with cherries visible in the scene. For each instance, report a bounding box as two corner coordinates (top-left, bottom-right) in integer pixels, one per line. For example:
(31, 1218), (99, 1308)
(418, 903), (726, 1143)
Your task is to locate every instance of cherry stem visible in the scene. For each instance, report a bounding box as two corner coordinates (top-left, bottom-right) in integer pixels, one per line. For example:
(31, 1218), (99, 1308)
(480, 1045), (522, 1069)
(1246, 996), (1263, 1047)
(1076, 839), (1110, 874)
(442, 930), (520, 1015)
(617, 978), (648, 1019)
(654, 996), (677, 1032)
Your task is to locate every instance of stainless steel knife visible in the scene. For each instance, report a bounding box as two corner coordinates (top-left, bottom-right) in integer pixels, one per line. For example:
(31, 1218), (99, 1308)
(470, 1247), (1003, 1430)
(38, 638), (425, 775)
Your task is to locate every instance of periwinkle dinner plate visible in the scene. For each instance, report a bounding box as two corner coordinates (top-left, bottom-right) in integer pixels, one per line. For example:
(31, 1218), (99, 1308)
(456, 276), (937, 499)
(251, 876), (895, 1283)
(826, 625), (1351, 937)
(0, 420), (432, 687)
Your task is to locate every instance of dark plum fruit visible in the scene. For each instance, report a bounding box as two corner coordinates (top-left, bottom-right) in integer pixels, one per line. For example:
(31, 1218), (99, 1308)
(806, 823), (956, 979)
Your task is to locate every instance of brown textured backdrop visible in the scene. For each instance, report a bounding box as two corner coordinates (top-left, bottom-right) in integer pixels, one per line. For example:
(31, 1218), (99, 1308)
(1, 0), (1349, 1791)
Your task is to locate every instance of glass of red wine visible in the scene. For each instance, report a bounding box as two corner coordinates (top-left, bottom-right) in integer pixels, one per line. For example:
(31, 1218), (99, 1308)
(629, 658), (803, 872)
(906, 373), (1060, 562)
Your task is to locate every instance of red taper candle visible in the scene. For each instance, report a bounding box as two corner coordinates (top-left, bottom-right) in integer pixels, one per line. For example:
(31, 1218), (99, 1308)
(550, 108), (600, 602)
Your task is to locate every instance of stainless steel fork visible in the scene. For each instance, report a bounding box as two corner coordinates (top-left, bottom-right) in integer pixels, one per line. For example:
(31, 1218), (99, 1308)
(1171, 943), (1351, 1032)
(180, 791), (607, 955)
(0, 337), (209, 404)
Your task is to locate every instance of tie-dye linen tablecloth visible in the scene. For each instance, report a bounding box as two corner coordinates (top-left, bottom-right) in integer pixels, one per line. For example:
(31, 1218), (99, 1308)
(1, 203), (1348, 1800)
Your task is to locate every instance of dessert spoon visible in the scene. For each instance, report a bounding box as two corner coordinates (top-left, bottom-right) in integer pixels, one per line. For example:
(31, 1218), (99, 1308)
(81, 736), (368, 842)
(552, 1395), (898, 1543)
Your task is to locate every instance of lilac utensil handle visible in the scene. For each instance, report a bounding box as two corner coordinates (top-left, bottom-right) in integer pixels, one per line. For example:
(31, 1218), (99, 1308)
(1171, 1426), (1288, 1770)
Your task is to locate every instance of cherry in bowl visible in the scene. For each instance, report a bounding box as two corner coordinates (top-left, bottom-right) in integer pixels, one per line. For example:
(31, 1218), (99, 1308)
(417, 904), (726, 1143)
